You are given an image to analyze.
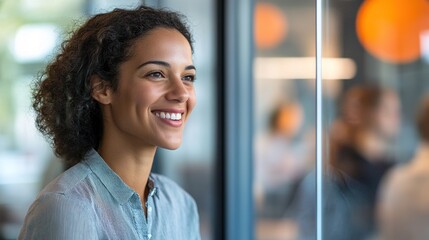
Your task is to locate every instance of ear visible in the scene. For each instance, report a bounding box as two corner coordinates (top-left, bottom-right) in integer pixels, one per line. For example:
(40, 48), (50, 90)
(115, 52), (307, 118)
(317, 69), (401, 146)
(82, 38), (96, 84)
(90, 75), (112, 105)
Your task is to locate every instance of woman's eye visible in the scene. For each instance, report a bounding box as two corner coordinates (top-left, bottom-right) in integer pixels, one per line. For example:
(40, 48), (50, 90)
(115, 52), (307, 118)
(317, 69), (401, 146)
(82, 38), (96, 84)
(182, 75), (196, 82)
(146, 71), (164, 79)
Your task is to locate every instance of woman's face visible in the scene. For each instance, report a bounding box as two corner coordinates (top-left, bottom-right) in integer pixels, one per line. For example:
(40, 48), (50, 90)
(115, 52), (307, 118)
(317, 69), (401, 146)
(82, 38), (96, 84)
(373, 91), (401, 139)
(105, 27), (196, 150)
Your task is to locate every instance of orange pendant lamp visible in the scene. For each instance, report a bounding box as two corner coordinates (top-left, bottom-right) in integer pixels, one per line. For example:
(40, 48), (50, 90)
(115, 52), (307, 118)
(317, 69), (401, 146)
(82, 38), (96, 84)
(254, 2), (288, 49)
(356, 0), (429, 64)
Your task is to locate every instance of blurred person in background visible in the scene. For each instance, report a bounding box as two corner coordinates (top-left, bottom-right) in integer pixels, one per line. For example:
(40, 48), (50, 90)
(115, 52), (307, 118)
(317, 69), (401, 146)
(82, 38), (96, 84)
(18, 6), (200, 240)
(329, 85), (401, 238)
(255, 101), (313, 218)
(376, 96), (429, 240)
(295, 84), (401, 240)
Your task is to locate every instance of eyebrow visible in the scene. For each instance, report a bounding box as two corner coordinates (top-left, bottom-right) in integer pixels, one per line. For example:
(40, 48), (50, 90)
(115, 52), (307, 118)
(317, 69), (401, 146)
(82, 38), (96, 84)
(137, 60), (196, 71)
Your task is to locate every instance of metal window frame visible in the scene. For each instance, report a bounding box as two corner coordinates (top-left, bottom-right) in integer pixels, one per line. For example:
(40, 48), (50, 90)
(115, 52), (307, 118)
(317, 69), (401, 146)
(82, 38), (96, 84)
(219, 0), (255, 239)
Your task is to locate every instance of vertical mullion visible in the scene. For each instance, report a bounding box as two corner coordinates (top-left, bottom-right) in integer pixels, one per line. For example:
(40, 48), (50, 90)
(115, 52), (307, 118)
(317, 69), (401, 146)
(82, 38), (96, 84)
(316, 0), (323, 239)
(215, 0), (225, 239)
(224, 0), (254, 239)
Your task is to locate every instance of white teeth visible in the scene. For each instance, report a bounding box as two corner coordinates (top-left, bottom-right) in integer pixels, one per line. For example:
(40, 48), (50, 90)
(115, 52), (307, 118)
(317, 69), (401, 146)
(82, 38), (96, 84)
(155, 112), (182, 121)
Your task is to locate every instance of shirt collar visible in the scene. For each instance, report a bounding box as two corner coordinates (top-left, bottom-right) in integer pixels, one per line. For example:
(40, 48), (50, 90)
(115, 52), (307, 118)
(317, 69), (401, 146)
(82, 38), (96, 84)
(83, 149), (159, 204)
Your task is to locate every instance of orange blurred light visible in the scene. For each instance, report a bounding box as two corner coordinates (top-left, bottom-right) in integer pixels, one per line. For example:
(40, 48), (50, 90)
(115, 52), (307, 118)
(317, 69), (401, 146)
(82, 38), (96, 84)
(356, 0), (429, 64)
(254, 3), (287, 49)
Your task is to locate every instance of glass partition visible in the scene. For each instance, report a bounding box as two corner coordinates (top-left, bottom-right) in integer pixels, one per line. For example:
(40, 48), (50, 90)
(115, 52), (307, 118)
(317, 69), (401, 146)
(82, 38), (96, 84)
(253, 0), (429, 239)
(253, 1), (317, 239)
(320, 0), (429, 239)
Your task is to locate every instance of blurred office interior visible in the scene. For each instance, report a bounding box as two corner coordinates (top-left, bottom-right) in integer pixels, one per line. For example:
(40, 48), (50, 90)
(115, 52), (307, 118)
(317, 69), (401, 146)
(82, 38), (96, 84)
(0, 0), (428, 239)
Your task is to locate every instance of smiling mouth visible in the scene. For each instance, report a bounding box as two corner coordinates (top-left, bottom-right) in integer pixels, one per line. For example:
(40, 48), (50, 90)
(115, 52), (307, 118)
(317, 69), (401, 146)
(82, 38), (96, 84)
(154, 111), (182, 121)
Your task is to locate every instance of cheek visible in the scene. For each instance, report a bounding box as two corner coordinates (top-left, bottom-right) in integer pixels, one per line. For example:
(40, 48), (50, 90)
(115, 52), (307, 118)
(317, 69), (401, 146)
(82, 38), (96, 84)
(135, 94), (153, 107)
(376, 112), (399, 135)
(188, 92), (197, 113)
(375, 112), (388, 127)
(134, 85), (162, 106)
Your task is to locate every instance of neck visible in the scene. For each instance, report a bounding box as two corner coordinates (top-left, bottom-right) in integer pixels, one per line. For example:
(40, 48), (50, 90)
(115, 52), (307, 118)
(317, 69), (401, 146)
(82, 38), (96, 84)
(97, 135), (157, 204)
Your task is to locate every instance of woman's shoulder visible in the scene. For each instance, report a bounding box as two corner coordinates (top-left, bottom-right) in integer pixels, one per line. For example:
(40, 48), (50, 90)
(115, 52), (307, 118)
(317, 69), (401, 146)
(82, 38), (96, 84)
(39, 161), (92, 196)
(19, 163), (101, 239)
(27, 162), (96, 216)
(19, 189), (98, 239)
(31, 160), (102, 213)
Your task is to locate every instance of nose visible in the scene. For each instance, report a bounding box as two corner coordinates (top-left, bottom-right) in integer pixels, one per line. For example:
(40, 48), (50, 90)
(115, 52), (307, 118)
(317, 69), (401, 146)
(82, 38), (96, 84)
(165, 76), (190, 103)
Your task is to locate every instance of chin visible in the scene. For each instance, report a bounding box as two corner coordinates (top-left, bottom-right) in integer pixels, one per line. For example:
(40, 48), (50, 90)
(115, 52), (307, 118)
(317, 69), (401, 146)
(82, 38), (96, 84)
(160, 141), (182, 150)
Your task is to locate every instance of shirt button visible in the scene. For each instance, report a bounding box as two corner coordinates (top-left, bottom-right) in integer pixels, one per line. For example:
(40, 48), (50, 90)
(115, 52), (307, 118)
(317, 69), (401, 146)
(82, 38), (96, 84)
(148, 233), (152, 239)
(148, 206), (152, 212)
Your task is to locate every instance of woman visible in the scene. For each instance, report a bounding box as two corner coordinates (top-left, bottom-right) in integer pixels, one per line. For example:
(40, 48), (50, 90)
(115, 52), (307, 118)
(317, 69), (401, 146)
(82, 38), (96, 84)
(19, 6), (200, 240)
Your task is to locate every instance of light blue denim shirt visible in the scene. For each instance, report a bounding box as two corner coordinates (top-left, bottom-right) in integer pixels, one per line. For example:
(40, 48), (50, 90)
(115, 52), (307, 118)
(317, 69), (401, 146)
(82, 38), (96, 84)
(18, 149), (200, 240)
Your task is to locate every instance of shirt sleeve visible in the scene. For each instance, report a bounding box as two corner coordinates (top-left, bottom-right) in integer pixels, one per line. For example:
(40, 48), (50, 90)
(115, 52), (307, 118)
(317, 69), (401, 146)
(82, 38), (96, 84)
(18, 192), (98, 240)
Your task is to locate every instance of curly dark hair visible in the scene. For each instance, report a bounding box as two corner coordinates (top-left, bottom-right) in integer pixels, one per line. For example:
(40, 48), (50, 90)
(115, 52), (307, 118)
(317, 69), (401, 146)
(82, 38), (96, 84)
(32, 6), (194, 167)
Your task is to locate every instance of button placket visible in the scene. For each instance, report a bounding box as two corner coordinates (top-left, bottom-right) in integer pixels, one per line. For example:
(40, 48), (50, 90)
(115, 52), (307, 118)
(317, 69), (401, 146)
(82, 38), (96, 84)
(129, 193), (150, 240)
(145, 187), (156, 239)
